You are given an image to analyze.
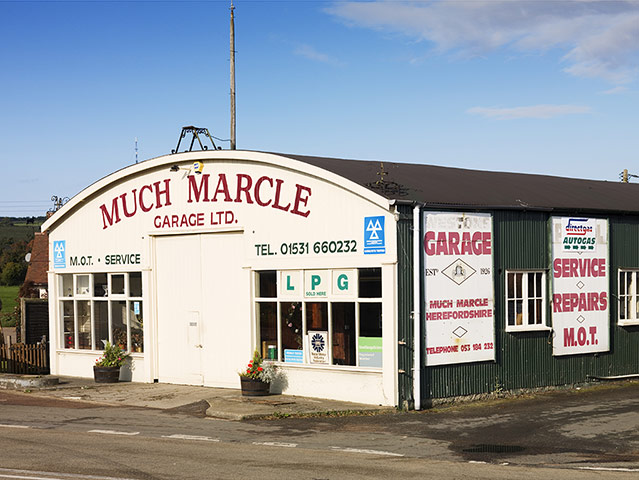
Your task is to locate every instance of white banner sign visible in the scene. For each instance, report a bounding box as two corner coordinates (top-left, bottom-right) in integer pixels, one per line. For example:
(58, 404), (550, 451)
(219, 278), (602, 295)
(552, 217), (609, 356)
(423, 212), (495, 366)
(308, 331), (329, 364)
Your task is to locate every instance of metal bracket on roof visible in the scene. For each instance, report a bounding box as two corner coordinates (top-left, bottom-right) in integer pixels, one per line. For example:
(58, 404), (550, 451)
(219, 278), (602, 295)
(171, 126), (221, 154)
(366, 162), (409, 197)
(48, 196), (69, 213)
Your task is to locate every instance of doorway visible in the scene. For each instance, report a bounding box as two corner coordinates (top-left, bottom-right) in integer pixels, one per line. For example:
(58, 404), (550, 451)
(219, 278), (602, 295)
(154, 232), (246, 387)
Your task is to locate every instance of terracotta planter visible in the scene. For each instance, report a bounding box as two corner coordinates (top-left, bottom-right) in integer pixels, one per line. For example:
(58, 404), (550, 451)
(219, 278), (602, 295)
(93, 366), (120, 383)
(240, 376), (270, 396)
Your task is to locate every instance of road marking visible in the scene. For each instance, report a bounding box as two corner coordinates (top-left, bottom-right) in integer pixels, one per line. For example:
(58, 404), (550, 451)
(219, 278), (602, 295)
(329, 446), (404, 457)
(252, 441), (297, 448)
(0, 467), (139, 480)
(0, 424), (29, 429)
(88, 429), (140, 436)
(162, 434), (219, 442)
(0, 475), (69, 480)
(578, 466), (639, 472)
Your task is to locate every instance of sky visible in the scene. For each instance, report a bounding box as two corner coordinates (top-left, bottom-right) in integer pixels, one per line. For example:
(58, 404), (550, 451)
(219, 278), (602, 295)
(1, 0), (639, 216)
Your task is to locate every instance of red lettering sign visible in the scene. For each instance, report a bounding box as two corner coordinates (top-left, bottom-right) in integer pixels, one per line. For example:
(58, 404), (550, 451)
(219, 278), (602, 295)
(99, 173), (313, 229)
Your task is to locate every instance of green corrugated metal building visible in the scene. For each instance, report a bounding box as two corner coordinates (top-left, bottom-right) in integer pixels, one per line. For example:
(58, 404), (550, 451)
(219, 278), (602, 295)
(294, 154), (639, 408)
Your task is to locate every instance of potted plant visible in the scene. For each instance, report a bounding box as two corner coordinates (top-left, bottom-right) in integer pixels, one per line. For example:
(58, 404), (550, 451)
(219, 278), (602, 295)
(93, 341), (130, 383)
(239, 350), (276, 396)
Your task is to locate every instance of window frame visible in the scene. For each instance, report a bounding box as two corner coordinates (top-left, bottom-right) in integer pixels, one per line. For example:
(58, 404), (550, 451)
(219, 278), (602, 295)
(254, 268), (383, 369)
(504, 269), (549, 332)
(57, 272), (144, 353)
(618, 269), (639, 326)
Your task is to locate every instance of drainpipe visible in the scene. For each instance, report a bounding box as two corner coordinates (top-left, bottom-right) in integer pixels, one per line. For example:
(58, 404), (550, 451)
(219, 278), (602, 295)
(413, 204), (421, 410)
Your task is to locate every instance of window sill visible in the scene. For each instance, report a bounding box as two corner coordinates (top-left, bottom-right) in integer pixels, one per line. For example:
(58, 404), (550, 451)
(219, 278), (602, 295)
(618, 320), (639, 327)
(506, 325), (551, 333)
(273, 362), (382, 374)
(56, 348), (145, 357)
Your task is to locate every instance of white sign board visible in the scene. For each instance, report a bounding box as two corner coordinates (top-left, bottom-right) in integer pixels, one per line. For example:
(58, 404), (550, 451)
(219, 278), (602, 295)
(304, 271), (330, 298)
(280, 270), (302, 297)
(423, 212), (495, 366)
(308, 331), (329, 364)
(551, 217), (609, 356)
(332, 269), (357, 297)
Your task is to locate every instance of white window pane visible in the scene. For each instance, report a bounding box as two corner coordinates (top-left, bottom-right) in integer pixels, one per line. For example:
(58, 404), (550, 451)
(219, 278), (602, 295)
(62, 301), (74, 349)
(129, 272), (142, 297)
(94, 273), (108, 297)
(77, 301), (91, 349)
(111, 301), (127, 350)
(507, 300), (515, 326)
(61, 275), (73, 297)
(94, 301), (109, 349)
(111, 274), (125, 295)
(507, 273), (514, 299)
(76, 275), (90, 296)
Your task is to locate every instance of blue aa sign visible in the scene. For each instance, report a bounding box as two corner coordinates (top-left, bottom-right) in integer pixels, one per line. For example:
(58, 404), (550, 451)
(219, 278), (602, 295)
(53, 240), (66, 268)
(364, 216), (386, 254)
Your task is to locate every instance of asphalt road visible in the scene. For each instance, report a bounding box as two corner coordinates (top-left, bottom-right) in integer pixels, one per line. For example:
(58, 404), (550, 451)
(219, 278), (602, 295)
(1, 381), (639, 479)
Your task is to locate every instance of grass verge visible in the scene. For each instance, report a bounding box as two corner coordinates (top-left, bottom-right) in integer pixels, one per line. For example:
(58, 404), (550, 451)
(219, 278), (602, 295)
(0, 285), (19, 326)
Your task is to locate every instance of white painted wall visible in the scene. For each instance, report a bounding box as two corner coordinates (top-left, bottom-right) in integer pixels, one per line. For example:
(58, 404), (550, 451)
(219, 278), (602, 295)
(273, 365), (388, 405)
(43, 151), (398, 406)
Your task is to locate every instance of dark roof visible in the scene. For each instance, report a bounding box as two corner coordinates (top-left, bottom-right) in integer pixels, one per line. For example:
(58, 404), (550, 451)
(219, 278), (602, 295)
(283, 154), (638, 214)
(24, 232), (49, 286)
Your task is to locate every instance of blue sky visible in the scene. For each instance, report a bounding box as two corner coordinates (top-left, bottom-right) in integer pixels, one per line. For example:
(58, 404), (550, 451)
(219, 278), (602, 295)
(1, 0), (639, 216)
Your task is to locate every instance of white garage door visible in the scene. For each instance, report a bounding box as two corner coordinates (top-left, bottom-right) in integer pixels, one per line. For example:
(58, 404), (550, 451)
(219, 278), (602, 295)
(154, 232), (247, 387)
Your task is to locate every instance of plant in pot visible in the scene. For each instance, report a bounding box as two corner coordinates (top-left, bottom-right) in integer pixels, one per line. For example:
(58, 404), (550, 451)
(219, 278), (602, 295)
(94, 341), (130, 383)
(238, 350), (277, 396)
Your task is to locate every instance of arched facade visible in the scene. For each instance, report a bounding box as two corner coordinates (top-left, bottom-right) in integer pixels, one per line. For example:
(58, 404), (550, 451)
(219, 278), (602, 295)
(43, 151), (398, 406)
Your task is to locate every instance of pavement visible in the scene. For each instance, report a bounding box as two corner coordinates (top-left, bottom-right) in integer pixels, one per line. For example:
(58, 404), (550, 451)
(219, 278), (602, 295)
(0, 374), (394, 420)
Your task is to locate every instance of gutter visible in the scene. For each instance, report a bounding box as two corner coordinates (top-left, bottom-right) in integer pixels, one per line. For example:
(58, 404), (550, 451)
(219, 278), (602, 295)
(587, 374), (639, 381)
(413, 204), (421, 410)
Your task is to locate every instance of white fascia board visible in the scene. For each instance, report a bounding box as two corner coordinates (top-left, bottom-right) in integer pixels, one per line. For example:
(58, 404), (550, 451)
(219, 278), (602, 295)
(42, 150), (392, 233)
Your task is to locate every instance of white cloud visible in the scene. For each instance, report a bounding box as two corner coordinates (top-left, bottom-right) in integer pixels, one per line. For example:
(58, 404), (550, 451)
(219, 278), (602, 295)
(327, 0), (639, 84)
(467, 104), (592, 120)
(601, 85), (629, 95)
(294, 44), (342, 66)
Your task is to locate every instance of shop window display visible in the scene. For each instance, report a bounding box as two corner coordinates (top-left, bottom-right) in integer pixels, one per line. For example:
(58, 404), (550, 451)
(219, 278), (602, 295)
(255, 268), (382, 368)
(58, 272), (143, 353)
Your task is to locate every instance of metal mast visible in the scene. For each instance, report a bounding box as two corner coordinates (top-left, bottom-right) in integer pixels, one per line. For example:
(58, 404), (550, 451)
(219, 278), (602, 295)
(230, 2), (236, 150)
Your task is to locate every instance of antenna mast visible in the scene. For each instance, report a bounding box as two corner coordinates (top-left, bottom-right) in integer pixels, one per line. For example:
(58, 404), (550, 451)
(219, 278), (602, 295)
(135, 137), (138, 164)
(230, 2), (236, 150)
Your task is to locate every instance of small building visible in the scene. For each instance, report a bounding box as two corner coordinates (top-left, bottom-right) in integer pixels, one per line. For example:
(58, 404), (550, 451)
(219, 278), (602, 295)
(42, 151), (639, 407)
(20, 232), (50, 345)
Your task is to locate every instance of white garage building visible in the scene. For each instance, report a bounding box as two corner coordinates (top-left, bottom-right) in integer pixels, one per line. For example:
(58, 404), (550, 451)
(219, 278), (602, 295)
(43, 151), (398, 406)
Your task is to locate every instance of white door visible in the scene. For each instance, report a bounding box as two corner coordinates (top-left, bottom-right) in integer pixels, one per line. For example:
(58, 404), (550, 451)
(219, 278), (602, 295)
(154, 233), (248, 387)
(155, 235), (203, 384)
(200, 233), (247, 387)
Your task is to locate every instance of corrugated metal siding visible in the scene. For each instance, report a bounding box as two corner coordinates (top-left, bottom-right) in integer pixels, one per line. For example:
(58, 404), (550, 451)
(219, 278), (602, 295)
(396, 204), (414, 408)
(493, 211), (550, 392)
(608, 216), (639, 374)
(424, 210), (639, 401)
(427, 210), (548, 398)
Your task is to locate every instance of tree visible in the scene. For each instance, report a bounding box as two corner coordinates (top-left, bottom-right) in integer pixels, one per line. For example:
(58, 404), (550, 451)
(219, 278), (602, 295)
(0, 239), (29, 287)
(0, 261), (27, 286)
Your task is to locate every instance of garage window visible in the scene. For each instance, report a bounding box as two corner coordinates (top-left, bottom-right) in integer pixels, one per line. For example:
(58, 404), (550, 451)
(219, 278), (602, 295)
(619, 270), (639, 325)
(58, 273), (143, 352)
(255, 268), (382, 368)
(505, 270), (548, 331)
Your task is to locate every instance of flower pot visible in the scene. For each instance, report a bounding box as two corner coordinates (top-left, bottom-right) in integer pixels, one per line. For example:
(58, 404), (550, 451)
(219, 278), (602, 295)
(93, 366), (121, 383)
(240, 376), (270, 396)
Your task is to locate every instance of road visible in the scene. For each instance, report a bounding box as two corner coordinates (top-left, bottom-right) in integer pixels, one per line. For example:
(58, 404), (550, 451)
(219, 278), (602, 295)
(1, 382), (639, 479)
